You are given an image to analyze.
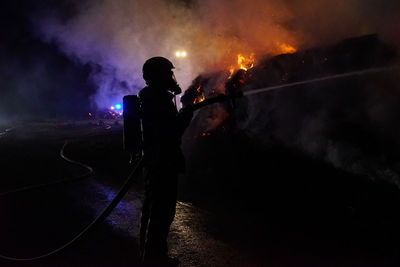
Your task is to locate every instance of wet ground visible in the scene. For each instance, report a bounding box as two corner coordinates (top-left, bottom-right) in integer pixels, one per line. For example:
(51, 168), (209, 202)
(0, 120), (399, 266)
(0, 120), (260, 267)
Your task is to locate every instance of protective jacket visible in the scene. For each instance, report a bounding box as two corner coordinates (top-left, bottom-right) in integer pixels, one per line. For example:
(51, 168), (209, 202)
(139, 86), (191, 172)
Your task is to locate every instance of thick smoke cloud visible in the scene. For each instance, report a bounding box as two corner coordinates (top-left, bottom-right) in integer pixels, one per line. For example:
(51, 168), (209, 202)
(34, 0), (400, 109)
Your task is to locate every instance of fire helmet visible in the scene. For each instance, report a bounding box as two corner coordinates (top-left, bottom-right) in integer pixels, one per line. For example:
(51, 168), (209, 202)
(142, 57), (175, 84)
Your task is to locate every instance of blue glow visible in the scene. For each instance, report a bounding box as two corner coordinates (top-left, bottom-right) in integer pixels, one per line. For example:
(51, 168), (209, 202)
(115, 104), (122, 110)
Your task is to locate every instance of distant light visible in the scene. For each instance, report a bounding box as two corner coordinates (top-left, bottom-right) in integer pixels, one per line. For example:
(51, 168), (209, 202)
(110, 106), (115, 110)
(175, 50), (187, 58)
(115, 104), (122, 110)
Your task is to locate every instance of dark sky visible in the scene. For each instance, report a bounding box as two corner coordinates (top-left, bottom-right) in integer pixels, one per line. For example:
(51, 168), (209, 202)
(0, 0), (95, 119)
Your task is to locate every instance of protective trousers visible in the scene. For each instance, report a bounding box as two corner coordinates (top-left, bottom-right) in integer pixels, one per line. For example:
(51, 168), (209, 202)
(140, 166), (178, 260)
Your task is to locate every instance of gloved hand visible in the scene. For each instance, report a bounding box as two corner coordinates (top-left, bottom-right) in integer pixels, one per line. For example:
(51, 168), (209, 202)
(178, 104), (194, 129)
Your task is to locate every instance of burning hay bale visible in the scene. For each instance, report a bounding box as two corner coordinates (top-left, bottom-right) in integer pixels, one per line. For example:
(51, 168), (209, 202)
(182, 34), (400, 195)
(182, 34), (397, 135)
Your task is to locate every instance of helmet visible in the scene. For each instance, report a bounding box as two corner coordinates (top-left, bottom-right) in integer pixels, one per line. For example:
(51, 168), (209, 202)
(142, 57), (175, 84)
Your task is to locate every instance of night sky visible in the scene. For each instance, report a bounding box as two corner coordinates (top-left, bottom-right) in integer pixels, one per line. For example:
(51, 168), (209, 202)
(0, 1), (97, 118)
(0, 0), (399, 119)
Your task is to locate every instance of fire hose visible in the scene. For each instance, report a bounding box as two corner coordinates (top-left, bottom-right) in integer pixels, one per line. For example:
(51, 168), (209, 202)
(0, 64), (397, 261)
(0, 141), (94, 197)
(0, 123), (117, 197)
(0, 144), (144, 261)
(0, 124), (145, 261)
(0, 94), (242, 262)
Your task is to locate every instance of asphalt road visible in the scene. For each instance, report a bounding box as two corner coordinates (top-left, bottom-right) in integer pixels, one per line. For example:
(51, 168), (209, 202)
(0, 120), (264, 266)
(0, 120), (399, 266)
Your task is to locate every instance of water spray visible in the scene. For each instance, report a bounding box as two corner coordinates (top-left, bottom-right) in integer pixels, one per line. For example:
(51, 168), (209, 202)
(185, 65), (399, 113)
(243, 65), (399, 97)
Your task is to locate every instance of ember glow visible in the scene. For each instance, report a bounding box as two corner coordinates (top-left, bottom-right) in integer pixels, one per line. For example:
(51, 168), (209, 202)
(277, 42), (297, 54)
(228, 53), (255, 79)
(193, 94), (205, 104)
(193, 85), (206, 104)
(237, 53), (255, 71)
(228, 67), (235, 79)
(188, 52), (256, 106)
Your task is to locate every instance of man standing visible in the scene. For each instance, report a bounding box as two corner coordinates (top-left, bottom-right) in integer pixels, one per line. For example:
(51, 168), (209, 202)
(138, 57), (193, 265)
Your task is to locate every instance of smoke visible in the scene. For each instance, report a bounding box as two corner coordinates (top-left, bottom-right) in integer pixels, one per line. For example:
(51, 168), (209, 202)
(239, 65), (400, 187)
(0, 44), (95, 120)
(0, 1), (97, 121)
(33, 0), (400, 109)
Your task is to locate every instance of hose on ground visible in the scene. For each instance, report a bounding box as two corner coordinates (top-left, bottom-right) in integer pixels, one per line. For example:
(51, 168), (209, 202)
(0, 143), (144, 261)
(0, 141), (94, 197)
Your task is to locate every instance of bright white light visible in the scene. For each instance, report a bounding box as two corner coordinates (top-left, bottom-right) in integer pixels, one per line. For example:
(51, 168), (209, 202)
(175, 50), (187, 58)
(110, 106), (115, 110)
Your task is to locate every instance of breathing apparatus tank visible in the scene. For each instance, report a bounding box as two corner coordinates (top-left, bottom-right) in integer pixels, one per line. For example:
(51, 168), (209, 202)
(123, 95), (143, 158)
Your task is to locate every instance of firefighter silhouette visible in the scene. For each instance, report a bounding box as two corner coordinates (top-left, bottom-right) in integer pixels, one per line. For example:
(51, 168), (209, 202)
(139, 57), (193, 264)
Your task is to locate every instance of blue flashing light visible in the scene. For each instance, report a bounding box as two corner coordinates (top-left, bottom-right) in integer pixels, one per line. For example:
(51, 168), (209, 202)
(115, 104), (122, 110)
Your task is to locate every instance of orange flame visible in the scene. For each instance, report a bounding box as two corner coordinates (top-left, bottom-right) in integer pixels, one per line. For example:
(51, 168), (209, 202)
(228, 66), (235, 79)
(237, 53), (255, 71)
(193, 93), (205, 104)
(193, 85), (205, 104)
(277, 42), (297, 54)
(228, 53), (255, 78)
